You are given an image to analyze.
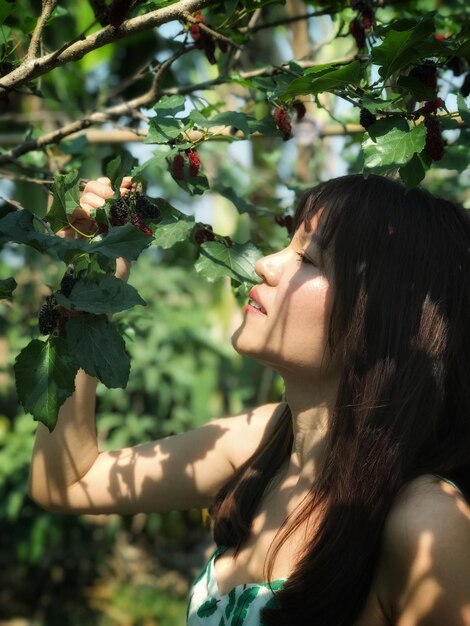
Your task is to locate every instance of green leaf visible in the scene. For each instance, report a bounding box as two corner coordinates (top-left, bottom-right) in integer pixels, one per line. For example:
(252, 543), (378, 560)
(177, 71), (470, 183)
(396, 75), (438, 101)
(154, 95), (186, 116)
(152, 218), (195, 249)
(145, 117), (185, 144)
(195, 241), (262, 285)
(457, 94), (470, 126)
(371, 16), (436, 79)
(279, 61), (363, 99)
(55, 274), (146, 314)
(196, 598), (219, 618)
(0, 277), (16, 299)
(89, 224), (153, 260)
(14, 338), (78, 431)
(398, 151), (429, 188)
(105, 153), (136, 188)
(47, 170), (81, 232)
(66, 315), (130, 388)
(363, 124), (426, 168)
(230, 587), (260, 626)
(190, 110), (251, 137)
(0, 210), (86, 261)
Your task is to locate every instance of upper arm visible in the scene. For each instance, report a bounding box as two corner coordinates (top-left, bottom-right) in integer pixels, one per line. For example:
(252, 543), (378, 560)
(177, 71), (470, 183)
(377, 477), (470, 626)
(62, 402), (283, 515)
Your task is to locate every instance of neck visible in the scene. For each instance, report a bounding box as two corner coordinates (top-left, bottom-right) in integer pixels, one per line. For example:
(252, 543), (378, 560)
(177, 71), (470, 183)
(284, 375), (339, 478)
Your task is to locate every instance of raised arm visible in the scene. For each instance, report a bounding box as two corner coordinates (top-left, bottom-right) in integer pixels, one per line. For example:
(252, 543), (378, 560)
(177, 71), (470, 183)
(28, 177), (283, 515)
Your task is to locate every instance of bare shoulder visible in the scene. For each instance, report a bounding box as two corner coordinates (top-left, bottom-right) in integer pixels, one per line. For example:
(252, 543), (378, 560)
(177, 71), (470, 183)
(212, 401), (287, 471)
(376, 475), (470, 625)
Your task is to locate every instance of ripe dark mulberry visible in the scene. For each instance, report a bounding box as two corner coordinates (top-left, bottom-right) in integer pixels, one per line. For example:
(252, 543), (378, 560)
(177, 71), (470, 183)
(360, 108), (376, 129)
(446, 56), (466, 77)
(135, 194), (160, 220)
(424, 115), (445, 161)
(409, 62), (437, 91)
(349, 18), (366, 49)
(361, 7), (374, 30)
(194, 227), (215, 245)
(38, 296), (59, 335)
(59, 271), (78, 298)
(273, 108), (292, 141)
(187, 150), (201, 177)
(172, 154), (185, 181)
(293, 100), (306, 121)
(109, 197), (130, 226)
(421, 98), (444, 115)
(107, 0), (131, 27)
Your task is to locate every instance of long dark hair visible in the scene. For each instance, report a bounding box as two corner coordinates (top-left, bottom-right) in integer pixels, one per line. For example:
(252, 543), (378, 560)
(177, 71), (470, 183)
(209, 174), (470, 626)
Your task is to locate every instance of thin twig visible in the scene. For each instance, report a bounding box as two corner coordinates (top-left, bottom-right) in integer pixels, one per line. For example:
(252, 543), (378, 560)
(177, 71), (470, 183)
(183, 11), (243, 50)
(26, 0), (58, 62)
(0, 0), (220, 91)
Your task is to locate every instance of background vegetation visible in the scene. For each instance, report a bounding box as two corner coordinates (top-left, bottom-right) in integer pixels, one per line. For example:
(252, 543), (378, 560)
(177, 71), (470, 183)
(1, 0), (469, 623)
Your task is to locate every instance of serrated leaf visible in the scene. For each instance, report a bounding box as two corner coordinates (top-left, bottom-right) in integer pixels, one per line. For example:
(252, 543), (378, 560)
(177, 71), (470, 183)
(47, 170), (81, 232)
(398, 152), (429, 188)
(457, 94), (470, 126)
(105, 153), (136, 188)
(371, 16), (436, 79)
(279, 61), (363, 99)
(153, 95), (186, 116)
(89, 224), (153, 260)
(0, 277), (16, 299)
(363, 124), (426, 168)
(55, 274), (146, 314)
(191, 110), (251, 137)
(152, 218), (195, 249)
(0, 210), (86, 261)
(66, 315), (130, 388)
(145, 117), (185, 144)
(195, 242), (262, 285)
(14, 338), (78, 431)
(396, 75), (437, 101)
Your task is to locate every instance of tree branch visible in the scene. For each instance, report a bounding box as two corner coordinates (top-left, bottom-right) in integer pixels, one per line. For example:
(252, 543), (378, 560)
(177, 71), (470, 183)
(26, 0), (58, 62)
(0, 0), (220, 91)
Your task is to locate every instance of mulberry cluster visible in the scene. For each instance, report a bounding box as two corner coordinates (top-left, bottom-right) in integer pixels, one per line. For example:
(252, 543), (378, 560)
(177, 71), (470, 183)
(60, 270), (78, 298)
(171, 150), (202, 181)
(109, 197), (130, 227)
(349, 3), (374, 49)
(108, 191), (160, 236)
(273, 108), (292, 141)
(409, 62), (438, 92)
(38, 296), (59, 335)
(424, 115), (445, 161)
(194, 224), (215, 245)
(359, 108), (376, 129)
(188, 12), (227, 65)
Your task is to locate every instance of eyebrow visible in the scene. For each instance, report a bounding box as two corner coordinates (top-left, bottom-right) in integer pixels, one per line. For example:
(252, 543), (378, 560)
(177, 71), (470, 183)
(298, 230), (323, 248)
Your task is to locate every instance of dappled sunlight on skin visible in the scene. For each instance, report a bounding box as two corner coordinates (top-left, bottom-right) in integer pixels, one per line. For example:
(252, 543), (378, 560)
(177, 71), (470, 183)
(213, 438), (326, 595)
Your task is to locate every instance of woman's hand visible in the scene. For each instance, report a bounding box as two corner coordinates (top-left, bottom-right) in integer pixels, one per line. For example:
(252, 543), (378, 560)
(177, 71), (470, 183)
(59, 176), (133, 282)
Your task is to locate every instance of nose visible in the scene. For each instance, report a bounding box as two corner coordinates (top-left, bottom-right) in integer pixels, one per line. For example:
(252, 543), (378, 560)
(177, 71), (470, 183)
(255, 250), (283, 285)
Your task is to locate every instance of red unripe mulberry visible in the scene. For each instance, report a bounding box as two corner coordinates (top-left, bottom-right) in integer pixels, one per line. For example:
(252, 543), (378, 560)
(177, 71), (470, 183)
(187, 150), (201, 177)
(273, 108), (292, 141)
(362, 7), (374, 30)
(349, 18), (366, 49)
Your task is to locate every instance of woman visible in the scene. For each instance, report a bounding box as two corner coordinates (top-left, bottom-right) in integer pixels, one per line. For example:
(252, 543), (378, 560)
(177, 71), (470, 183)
(29, 174), (470, 626)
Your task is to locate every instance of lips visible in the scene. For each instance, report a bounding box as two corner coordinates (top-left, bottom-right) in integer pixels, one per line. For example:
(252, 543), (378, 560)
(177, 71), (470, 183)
(247, 288), (267, 314)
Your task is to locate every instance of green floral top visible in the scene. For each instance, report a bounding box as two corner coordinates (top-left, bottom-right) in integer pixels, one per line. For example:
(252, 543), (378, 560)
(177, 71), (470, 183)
(187, 546), (285, 626)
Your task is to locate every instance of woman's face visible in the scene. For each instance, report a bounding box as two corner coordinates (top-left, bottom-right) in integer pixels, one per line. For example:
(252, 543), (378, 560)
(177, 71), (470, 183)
(232, 214), (340, 382)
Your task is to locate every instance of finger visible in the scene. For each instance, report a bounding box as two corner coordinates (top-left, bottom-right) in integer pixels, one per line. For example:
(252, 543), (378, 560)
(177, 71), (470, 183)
(96, 177), (111, 185)
(80, 191), (108, 210)
(121, 176), (133, 187)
